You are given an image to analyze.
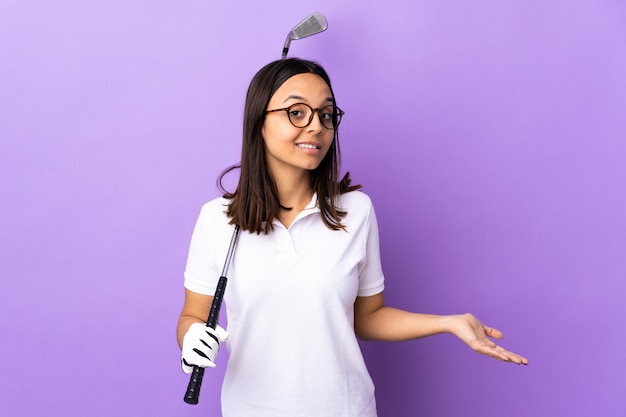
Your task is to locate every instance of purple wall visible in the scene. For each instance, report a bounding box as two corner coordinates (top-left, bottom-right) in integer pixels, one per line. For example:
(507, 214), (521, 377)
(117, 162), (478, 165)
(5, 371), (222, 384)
(1, 1), (625, 416)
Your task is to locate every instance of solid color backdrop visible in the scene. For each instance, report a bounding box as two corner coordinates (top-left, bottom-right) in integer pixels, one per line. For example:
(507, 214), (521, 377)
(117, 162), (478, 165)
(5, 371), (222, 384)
(1, 1), (625, 416)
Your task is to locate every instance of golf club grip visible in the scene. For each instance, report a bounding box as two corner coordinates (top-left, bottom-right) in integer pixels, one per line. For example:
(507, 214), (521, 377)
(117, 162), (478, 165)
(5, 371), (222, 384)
(183, 276), (228, 405)
(207, 276), (228, 328)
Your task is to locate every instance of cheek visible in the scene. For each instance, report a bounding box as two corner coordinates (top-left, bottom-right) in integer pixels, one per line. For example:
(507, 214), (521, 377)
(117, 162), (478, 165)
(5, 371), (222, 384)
(263, 119), (299, 144)
(323, 132), (335, 148)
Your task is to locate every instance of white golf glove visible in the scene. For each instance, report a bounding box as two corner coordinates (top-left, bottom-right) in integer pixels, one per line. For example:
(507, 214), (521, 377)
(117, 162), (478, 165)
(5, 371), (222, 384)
(181, 323), (229, 374)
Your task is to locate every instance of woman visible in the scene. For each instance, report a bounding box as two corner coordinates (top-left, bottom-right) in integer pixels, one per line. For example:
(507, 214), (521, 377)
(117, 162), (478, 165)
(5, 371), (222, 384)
(177, 58), (528, 417)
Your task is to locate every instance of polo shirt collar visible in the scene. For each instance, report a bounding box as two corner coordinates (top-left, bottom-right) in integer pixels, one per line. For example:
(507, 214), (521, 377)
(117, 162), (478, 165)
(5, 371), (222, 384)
(304, 192), (320, 213)
(271, 193), (321, 228)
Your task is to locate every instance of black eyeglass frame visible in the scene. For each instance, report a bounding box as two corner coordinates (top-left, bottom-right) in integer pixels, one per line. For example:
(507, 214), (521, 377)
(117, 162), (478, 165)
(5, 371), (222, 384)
(266, 102), (344, 130)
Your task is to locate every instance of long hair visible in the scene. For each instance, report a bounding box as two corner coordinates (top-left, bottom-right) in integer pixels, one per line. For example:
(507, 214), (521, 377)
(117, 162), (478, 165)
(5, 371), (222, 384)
(218, 58), (361, 234)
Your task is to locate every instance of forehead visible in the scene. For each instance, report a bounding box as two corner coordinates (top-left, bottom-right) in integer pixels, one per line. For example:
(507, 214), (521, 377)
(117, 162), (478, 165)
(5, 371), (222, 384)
(269, 73), (332, 104)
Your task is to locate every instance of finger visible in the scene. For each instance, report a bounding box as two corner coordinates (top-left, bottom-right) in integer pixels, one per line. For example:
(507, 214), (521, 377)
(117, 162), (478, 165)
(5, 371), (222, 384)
(492, 344), (528, 363)
(474, 342), (514, 360)
(193, 358), (217, 368)
(475, 344), (509, 361)
(181, 356), (216, 371)
(215, 325), (229, 341)
(199, 336), (220, 353)
(503, 351), (529, 365)
(181, 359), (194, 374)
(201, 359), (217, 368)
(190, 351), (217, 368)
(483, 325), (503, 340)
(203, 328), (221, 346)
(194, 339), (219, 361)
(485, 345), (529, 365)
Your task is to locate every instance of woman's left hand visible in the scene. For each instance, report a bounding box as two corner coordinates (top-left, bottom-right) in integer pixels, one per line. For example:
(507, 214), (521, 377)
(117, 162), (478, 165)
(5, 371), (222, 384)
(449, 313), (529, 365)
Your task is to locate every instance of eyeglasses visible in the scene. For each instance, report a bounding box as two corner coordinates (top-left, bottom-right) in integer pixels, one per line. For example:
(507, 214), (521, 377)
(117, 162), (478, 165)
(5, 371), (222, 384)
(266, 103), (344, 130)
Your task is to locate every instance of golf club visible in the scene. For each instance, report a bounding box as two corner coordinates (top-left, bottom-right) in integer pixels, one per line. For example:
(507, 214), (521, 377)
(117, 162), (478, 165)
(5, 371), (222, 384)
(282, 12), (328, 58)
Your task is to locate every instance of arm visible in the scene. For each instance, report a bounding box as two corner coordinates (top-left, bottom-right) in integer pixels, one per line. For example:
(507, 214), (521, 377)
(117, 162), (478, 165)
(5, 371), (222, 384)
(176, 288), (214, 349)
(354, 292), (528, 365)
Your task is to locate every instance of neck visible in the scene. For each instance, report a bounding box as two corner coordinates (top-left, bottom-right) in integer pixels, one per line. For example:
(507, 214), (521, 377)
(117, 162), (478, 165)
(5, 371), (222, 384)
(273, 169), (313, 210)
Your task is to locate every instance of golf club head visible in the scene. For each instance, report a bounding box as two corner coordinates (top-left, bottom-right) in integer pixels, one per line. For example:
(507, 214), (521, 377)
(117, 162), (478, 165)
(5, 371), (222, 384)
(282, 12), (328, 58)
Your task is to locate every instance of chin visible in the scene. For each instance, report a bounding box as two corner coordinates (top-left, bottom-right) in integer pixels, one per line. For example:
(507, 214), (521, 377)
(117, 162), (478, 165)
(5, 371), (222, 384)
(304, 161), (323, 171)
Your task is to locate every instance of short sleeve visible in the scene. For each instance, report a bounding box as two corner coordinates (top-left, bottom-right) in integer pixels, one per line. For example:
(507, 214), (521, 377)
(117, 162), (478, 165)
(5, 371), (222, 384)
(357, 198), (385, 297)
(183, 200), (225, 295)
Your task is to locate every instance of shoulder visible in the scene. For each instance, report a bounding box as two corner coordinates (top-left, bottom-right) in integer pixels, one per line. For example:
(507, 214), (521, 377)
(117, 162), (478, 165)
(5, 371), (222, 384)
(199, 196), (230, 215)
(338, 190), (374, 211)
(337, 190), (377, 229)
(196, 196), (232, 228)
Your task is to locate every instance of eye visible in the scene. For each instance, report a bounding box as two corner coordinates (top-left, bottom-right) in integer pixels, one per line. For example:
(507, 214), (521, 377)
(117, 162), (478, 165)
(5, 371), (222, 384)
(289, 110), (304, 118)
(288, 104), (309, 121)
(320, 106), (335, 120)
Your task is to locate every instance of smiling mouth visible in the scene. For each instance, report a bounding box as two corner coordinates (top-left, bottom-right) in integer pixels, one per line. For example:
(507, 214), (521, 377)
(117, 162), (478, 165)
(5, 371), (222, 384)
(296, 143), (320, 149)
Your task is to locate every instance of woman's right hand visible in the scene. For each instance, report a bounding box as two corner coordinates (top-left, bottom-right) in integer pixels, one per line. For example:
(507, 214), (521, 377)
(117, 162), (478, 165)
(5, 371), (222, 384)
(181, 323), (229, 373)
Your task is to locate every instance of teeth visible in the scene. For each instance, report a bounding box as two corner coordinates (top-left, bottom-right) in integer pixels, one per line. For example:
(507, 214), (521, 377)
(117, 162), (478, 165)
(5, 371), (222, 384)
(297, 143), (318, 149)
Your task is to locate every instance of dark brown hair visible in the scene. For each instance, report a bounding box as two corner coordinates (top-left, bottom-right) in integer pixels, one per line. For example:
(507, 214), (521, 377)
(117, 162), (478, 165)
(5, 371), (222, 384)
(218, 58), (360, 234)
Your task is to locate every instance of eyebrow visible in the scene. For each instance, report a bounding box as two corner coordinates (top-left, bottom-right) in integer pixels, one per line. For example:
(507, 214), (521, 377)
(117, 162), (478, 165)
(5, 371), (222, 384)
(283, 94), (334, 105)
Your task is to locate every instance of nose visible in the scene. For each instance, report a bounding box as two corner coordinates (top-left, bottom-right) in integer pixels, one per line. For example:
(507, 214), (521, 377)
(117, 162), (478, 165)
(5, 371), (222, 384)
(306, 110), (324, 134)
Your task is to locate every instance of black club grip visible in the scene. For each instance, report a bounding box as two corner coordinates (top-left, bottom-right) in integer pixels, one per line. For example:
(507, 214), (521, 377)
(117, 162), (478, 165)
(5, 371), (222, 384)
(183, 275), (228, 405)
(183, 366), (205, 405)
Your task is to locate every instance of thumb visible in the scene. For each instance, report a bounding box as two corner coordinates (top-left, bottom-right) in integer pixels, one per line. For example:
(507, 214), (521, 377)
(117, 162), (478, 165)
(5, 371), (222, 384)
(483, 325), (504, 340)
(215, 325), (229, 342)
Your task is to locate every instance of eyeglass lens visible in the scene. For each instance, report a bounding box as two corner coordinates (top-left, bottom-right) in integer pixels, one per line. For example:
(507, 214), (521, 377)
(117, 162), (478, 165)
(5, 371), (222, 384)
(287, 103), (342, 129)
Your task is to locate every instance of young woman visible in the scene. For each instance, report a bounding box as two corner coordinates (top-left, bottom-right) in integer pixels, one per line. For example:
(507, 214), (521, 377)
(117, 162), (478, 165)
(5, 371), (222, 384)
(177, 58), (528, 417)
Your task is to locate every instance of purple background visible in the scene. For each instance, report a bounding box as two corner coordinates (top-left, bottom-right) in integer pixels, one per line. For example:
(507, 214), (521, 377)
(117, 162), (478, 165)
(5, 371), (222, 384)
(1, 1), (625, 416)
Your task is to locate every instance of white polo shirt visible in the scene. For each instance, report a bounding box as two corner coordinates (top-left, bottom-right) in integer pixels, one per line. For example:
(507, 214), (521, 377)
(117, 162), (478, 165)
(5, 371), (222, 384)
(184, 190), (385, 417)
